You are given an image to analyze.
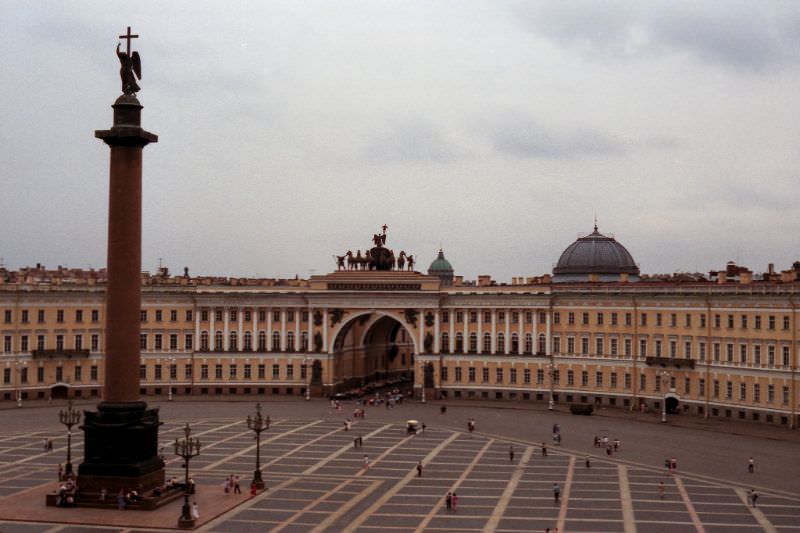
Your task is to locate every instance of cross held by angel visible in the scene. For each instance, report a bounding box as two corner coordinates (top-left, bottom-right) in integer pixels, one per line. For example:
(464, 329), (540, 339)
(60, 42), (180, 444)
(117, 26), (141, 95)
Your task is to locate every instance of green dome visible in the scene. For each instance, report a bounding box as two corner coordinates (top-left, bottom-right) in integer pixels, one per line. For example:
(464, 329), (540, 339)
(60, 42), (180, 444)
(428, 249), (454, 285)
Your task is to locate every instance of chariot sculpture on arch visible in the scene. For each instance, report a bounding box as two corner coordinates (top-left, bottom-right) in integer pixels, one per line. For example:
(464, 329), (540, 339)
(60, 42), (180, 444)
(338, 225), (416, 272)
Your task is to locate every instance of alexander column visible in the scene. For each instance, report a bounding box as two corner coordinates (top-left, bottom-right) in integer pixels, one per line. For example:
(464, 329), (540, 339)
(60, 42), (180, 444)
(76, 28), (164, 495)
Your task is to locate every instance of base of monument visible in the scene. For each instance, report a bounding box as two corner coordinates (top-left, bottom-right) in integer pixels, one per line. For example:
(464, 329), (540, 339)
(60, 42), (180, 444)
(45, 485), (184, 510)
(77, 401), (165, 495)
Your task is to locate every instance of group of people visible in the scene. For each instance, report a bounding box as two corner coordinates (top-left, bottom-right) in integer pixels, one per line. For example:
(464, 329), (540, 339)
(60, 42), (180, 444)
(593, 435), (621, 456)
(223, 475), (242, 494)
(552, 424), (562, 445)
(444, 491), (459, 511)
(55, 478), (78, 507)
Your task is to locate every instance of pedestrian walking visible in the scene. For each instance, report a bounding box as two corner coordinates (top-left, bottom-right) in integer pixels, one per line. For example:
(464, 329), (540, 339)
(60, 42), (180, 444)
(43, 438), (49, 451)
(585, 456), (590, 468)
(47, 438), (53, 451)
(658, 481), (665, 499)
(445, 491), (452, 511)
(553, 483), (561, 503)
(223, 476), (230, 494)
(452, 492), (458, 511)
(670, 457), (677, 472)
(748, 457), (754, 473)
(509, 444), (515, 462)
(613, 438), (620, 451)
(117, 489), (127, 510)
(440, 405), (447, 414)
(751, 490), (759, 507)
(233, 475), (241, 494)
(363, 454), (369, 470)
(542, 443), (547, 457)
(191, 501), (200, 520)
(416, 460), (423, 476)
(467, 419), (475, 433)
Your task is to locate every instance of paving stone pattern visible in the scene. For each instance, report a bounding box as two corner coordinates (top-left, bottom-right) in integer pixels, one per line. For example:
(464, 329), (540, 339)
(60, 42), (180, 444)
(0, 417), (797, 532)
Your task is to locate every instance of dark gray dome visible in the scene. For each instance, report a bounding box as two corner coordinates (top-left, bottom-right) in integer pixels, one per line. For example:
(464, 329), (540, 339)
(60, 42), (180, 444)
(553, 226), (639, 281)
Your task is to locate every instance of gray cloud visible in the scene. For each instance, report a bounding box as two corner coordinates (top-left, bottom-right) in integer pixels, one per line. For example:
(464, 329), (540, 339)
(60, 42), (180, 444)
(362, 120), (465, 164)
(485, 113), (677, 159)
(511, 1), (800, 71)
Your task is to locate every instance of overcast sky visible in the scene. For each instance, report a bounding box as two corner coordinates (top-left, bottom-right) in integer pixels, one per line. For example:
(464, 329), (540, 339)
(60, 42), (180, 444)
(2, 1), (799, 281)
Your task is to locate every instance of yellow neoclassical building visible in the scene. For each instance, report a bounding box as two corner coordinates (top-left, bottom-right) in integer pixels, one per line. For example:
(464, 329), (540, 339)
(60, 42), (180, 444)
(2, 227), (799, 428)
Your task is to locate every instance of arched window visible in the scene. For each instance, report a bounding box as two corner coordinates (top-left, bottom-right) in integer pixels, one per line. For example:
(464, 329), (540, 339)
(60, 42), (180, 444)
(287, 331), (295, 352)
(200, 331), (209, 351)
(214, 331), (223, 351)
(497, 332), (505, 353)
(538, 333), (547, 354)
(301, 331), (309, 351)
(243, 331), (252, 351)
(455, 333), (464, 352)
(469, 333), (478, 353)
(483, 333), (492, 353)
(524, 333), (533, 354)
(272, 331), (280, 351)
(440, 332), (450, 353)
(229, 332), (237, 351)
(258, 331), (266, 351)
(511, 333), (519, 353)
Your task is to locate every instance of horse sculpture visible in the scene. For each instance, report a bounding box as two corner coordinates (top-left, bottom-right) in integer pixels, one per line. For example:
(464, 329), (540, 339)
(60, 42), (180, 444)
(407, 254), (414, 271)
(397, 251), (406, 271)
(335, 255), (346, 271)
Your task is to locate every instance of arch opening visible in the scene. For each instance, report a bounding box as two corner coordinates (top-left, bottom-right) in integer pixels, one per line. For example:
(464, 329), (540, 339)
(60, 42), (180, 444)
(665, 393), (680, 414)
(331, 313), (415, 394)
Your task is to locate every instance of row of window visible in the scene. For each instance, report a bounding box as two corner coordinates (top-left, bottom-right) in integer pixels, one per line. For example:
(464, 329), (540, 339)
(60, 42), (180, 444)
(3, 309), (100, 324)
(2, 364), (99, 384)
(138, 363), (309, 381)
(140, 309), (193, 323)
(194, 309), (308, 324)
(3, 334), (100, 353)
(550, 336), (792, 366)
(438, 367), (791, 404)
(553, 311), (791, 331)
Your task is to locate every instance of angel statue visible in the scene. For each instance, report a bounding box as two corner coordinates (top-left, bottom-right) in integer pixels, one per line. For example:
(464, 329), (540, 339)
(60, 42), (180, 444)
(117, 42), (141, 95)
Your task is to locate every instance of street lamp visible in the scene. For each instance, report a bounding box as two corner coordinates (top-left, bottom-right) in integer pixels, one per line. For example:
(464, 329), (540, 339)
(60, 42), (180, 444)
(15, 360), (25, 408)
(168, 357), (176, 401)
(303, 356), (313, 401)
(420, 361), (426, 403)
(246, 402), (270, 490)
(657, 369), (673, 423)
(174, 423), (201, 528)
(58, 400), (81, 477)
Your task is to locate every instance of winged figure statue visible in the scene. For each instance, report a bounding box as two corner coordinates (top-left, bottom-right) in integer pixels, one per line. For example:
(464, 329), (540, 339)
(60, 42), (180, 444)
(117, 43), (141, 94)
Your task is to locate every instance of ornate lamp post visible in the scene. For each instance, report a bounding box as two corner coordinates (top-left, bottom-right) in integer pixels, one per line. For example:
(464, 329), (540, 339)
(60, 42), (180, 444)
(174, 423), (201, 528)
(303, 356), (313, 401)
(168, 356), (175, 401)
(246, 403), (270, 490)
(420, 361), (426, 403)
(58, 400), (81, 476)
(657, 369), (673, 423)
(15, 359), (25, 408)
